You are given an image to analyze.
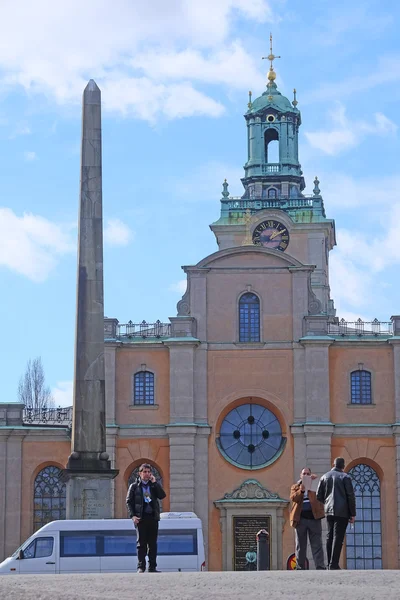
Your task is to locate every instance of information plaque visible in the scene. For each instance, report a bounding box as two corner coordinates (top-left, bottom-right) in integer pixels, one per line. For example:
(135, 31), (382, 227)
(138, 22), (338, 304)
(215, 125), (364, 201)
(233, 516), (271, 571)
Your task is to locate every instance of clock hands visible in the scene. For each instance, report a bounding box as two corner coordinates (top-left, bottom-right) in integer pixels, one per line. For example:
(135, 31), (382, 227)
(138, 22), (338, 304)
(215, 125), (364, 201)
(269, 227), (286, 240)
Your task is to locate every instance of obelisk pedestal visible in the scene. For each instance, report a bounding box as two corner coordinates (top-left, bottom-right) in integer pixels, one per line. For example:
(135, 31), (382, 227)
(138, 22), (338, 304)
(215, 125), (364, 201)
(62, 80), (118, 518)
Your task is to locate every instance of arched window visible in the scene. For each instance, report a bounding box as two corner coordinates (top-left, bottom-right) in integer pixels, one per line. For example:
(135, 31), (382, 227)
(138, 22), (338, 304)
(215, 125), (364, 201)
(268, 188), (277, 198)
(239, 293), (260, 342)
(346, 464), (382, 569)
(134, 371), (155, 405)
(351, 370), (372, 404)
(264, 129), (279, 163)
(128, 465), (163, 488)
(127, 464), (164, 511)
(34, 465), (66, 531)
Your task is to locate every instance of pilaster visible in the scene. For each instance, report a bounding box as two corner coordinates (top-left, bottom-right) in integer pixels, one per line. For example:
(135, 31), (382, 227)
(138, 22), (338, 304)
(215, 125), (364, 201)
(388, 338), (400, 422)
(165, 340), (199, 424)
(395, 434), (400, 568)
(0, 431), (24, 559)
(301, 338), (333, 423)
(104, 344), (116, 425)
(194, 427), (211, 555)
(0, 433), (7, 561)
(167, 426), (196, 512)
(290, 269), (310, 341)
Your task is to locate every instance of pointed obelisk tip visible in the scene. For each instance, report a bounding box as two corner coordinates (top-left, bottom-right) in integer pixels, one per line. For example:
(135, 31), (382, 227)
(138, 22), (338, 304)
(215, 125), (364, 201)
(86, 79), (99, 91)
(83, 79), (101, 102)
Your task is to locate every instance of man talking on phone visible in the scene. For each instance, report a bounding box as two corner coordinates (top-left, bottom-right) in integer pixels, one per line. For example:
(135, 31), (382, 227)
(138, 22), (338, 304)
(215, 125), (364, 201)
(126, 463), (166, 573)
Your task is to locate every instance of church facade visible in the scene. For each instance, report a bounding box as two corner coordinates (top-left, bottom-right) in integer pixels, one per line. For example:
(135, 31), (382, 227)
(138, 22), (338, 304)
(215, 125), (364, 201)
(1, 55), (400, 571)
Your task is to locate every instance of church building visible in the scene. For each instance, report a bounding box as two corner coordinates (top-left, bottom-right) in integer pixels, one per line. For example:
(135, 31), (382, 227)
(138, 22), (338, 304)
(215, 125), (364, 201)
(1, 47), (399, 571)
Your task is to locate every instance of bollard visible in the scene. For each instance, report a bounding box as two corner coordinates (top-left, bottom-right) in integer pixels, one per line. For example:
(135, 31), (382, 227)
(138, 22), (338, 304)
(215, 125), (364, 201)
(256, 529), (270, 571)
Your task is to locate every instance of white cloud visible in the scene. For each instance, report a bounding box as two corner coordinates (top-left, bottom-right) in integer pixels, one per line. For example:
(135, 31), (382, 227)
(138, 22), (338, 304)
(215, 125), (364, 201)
(373, 112), (398, 134)
(169, 280), (187, 294)
(104, 218), (133, 247)
(305, 104), (397, 155)
(23, 151), (37, 161)
(0, 208), (74, 281)
(329, 203), (400, 317)
(0, 0), (272, 121)
(52, 380), (73, 407)
(129, 42), (265, 91)
(9, 124), (31, 139)
(102, 78), (225, 122)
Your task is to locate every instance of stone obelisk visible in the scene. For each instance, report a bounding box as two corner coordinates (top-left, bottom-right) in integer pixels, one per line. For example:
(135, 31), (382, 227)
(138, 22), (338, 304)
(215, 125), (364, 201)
(62, 80), (118, 519)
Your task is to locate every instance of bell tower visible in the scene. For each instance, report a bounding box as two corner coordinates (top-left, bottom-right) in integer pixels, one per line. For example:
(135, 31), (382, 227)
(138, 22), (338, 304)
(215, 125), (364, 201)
(243, 34), (304, 200)
(210, 36), (336, 318)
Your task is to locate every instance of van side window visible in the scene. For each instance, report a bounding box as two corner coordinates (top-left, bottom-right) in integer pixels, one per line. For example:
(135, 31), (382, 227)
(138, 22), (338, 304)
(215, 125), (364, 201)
(104, 533), (136, 556)
(23, 537), (53, 559)
(158, 530), (197, 555)
(61, 533), (98, 556)
(59, 529), (198, 557)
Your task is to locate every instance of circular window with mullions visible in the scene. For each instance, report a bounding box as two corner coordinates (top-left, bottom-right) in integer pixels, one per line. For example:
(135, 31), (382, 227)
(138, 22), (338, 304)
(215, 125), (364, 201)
(217, 404), (286, 469)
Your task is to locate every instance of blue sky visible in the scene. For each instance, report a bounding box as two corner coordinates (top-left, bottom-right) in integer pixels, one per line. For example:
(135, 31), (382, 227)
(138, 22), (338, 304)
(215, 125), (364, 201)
(1, 0), (399, 406)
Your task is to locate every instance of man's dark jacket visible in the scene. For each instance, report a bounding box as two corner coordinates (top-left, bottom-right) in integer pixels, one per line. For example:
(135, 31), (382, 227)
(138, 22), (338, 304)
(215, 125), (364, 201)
(316, 467), (356, 519)
(126, 478), (166, 521)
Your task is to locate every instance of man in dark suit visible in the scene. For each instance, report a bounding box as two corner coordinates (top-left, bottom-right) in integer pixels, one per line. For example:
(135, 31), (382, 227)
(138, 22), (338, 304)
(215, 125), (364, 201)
(317, 457), (356, 570)
(126, 463), (166, 573)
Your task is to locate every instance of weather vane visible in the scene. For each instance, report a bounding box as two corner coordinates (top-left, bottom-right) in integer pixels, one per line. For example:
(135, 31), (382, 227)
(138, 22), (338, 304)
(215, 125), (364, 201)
(262, 33), (281, 79)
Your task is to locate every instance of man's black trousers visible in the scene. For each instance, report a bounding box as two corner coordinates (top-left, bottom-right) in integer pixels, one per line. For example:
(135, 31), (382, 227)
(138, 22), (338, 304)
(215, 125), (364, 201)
(136, 516), (159, 570)
(326, 516), (349, 569)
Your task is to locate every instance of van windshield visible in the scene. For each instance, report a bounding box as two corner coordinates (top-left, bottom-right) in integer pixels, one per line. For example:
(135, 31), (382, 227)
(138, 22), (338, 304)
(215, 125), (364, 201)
(11, 535), (34, 558)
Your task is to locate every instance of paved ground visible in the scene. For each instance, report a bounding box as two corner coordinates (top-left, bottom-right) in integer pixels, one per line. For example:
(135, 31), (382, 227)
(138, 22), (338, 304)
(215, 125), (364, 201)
(1, 571), (400, 600)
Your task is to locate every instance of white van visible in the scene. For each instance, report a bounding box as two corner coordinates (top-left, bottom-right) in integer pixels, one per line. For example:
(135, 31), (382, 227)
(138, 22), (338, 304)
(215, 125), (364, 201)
(0, 512), (205, 575)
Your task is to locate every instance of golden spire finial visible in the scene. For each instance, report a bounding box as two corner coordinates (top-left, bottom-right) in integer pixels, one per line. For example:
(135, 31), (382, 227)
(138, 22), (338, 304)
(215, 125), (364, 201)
(248, 90), (253, 109)
(262, 33), (281, 84)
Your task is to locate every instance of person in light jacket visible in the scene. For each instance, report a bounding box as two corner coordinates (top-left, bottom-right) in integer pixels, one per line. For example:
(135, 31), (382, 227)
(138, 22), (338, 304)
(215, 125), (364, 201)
(290, 466), (326, 570)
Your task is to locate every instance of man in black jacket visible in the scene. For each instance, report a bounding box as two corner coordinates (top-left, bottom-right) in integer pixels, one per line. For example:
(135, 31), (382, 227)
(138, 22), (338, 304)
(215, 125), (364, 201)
(317, 457), (356, 570)
(126, 463), (166, 573)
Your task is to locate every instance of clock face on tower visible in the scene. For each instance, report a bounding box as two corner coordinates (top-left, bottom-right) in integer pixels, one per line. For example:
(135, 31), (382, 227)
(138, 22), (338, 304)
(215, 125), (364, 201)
(252, 220), (290, 251)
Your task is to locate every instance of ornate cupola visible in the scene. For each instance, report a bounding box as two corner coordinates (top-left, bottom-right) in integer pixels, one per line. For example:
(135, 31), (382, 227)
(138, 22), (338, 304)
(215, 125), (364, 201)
(212, 35), (328, 236)
(242, 34), (304, 200)
(209, 37), (336, 318)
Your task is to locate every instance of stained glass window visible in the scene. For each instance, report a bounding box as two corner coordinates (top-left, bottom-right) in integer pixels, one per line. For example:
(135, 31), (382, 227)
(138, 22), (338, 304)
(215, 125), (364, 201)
(34, 465), (66, 531)
(134, 371), (155, 405)
(351, 370), (372, 404)
(239, 293), (260, 343)
(217, 404), (284, 469)
(346, 464), (382, 569)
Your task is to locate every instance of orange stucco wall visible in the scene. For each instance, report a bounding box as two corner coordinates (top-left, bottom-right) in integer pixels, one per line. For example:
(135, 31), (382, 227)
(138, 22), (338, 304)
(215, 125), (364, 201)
(206, 271), (293, 342)
(16, 341), (399, 571)
(207, 349), (294, 570)
(115, 347), (170, 425)
(330, 347), (395, 423)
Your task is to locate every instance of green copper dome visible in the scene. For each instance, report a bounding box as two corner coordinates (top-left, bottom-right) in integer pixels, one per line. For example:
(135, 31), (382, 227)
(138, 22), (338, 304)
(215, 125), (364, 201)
(248, 82), (299, 115)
